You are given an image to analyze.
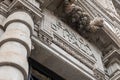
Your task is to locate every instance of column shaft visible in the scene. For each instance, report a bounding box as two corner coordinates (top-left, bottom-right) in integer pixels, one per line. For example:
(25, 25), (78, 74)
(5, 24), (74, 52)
(0, 11), (34, 80)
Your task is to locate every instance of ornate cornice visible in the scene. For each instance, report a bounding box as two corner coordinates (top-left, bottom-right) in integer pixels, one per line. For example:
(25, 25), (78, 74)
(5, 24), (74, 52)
(7, 0), (43, 26)
(38, 29), (53, 45)
(103, 49), (120, 65)
(94, 68), (106, 80)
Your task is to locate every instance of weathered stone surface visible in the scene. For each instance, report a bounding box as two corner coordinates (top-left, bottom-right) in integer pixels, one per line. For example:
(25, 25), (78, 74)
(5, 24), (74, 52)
(0, 11), (34, 80)
(0, 66), (24, 80)
(0, 0), (120, 80)
(63, 0), (104, 33)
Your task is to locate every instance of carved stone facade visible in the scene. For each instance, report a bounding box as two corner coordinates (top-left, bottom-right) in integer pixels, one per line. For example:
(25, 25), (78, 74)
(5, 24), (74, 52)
(63, 0), (104, 34)
(0, 0), (120, 80)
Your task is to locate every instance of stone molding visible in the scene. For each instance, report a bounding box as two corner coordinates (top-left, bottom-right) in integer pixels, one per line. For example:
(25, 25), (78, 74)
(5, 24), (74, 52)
(53, 34), (95, 69)
(38, 30), (53, 45)
(103, 49), (120, 64)
(39, 10), (99, 70)
(103, 50), (120, 79)
(94, 68), (106, 80)
(8, 0), (43, 26)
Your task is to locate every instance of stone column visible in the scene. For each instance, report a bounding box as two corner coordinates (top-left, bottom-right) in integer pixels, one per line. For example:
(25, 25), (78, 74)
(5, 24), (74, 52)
(0, 11), (34, 80)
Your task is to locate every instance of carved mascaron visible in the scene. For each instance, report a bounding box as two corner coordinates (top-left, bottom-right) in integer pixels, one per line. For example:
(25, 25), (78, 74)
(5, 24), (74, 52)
(64, 0), (104, 33)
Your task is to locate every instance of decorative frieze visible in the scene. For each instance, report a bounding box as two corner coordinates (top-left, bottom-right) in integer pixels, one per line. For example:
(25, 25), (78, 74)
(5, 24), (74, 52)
(39, 10), (102, 70)
(38, 32), (52, 45)
(51, 20), (95, 59)
(53, 35), (95, 69)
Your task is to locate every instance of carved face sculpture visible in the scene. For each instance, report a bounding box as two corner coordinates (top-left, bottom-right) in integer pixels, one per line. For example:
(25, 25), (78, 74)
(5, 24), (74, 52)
(64, 0), (104, 33)
(89, 17), (104, 32)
